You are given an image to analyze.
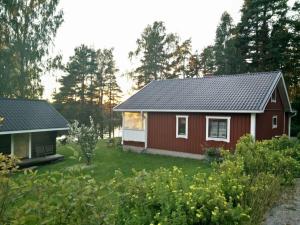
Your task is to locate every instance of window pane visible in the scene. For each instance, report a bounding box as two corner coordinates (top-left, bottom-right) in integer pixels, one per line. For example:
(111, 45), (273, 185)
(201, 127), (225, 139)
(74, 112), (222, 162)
(209, 120), (218, 137)
(272, 116), (277, 127)
(218, 121), (227, 138)
(178, 117), (186, 135)
(123, 112), (143, 130)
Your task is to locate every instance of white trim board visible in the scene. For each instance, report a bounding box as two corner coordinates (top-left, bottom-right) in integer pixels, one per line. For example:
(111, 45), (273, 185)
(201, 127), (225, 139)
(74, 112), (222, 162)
(205, 116), (231, 143)
(250, 113), (256, 140)
(0, 127), (69, 135)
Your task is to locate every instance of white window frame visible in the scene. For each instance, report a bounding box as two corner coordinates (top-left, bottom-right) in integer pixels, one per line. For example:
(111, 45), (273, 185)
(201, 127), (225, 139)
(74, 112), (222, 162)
(272, 115), (278, 129)
(206, 116), (231, 143)
(271, 90), (276, 103)
(176, 115), (188, 139)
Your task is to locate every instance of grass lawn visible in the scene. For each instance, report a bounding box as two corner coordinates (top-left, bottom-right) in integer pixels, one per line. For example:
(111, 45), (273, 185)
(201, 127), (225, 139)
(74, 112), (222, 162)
(35, 140), (211, 182)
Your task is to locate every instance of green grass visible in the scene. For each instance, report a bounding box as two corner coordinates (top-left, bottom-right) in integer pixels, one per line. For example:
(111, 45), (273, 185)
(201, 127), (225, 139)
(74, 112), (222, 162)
(35, 140), (211, 182)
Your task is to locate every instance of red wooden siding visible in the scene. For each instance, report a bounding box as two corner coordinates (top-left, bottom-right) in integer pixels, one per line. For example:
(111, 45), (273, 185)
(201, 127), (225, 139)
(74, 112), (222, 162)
(147, 112), (250, 154)
(256, 88), (288, 140)
(123, 140), (145, 148)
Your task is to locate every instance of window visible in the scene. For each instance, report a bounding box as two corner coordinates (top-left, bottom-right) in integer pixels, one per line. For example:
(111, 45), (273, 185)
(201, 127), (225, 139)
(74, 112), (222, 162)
(176, 115), (188, 139)
(272, 115), (278, 129)
(123, 112), (143, 130)
(206, 116), (231, 142)
(271, 90), (276, 103)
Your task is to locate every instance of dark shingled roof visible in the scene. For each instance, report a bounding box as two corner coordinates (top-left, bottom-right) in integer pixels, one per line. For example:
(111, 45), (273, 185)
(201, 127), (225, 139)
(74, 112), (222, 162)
(0, 99), (69, 134)
(114, 71), (288, 112)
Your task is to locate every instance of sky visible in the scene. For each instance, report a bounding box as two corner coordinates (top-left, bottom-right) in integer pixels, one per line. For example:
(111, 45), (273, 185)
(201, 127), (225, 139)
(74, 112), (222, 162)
(41, 0), (244, 101)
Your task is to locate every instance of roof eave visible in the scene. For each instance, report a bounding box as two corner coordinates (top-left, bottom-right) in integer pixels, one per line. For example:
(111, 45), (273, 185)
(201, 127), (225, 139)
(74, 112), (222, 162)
(0, 127), (69, 135)
(113, 109), (264, 113)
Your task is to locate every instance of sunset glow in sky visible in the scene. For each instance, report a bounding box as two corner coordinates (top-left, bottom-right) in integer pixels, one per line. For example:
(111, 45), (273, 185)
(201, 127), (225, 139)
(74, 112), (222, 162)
(41, 0), (244, 101)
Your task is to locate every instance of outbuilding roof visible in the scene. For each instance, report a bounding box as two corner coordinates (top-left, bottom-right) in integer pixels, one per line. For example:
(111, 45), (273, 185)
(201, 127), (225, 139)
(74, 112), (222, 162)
(0, 98), (69, 134)
(114, 71), (292, 113)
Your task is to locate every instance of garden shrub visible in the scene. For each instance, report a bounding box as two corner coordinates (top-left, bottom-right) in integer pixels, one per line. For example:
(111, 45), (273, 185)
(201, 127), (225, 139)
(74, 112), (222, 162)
(106, 137), (122, 148)
(114, 167), (250, 225)
(205, 147), (222, 162)
(1, 134), (299, 224)
(2, 169), (114, 225)
(242, 173), (281, 225)
(0, 154), (19, 224)
(234, 135), (300, 184)
(69, 116), (99, 165)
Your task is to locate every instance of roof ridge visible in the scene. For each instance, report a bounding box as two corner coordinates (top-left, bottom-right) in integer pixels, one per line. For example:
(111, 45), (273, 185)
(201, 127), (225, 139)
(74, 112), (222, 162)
(153, 71), (281, 82)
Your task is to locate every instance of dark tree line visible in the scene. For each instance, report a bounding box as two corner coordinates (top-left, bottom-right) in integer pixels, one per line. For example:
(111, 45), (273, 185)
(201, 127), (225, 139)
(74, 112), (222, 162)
(53, 45), (122, 138)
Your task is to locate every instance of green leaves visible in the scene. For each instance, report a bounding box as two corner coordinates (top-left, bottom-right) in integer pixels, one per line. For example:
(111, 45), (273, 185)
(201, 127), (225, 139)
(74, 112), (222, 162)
(0, 0), (63, 98)
(69, 117), (99, 165)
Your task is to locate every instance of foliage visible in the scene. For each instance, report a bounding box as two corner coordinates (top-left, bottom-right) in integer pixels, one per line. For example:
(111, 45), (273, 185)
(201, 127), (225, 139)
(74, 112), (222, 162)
(199, 46), (216, 75)
(114, 167), (250, 225)
(196, 0), (300, 101)
(205, 147), (222, 162)
(69, 117), (99, 165)
(113, 135), (300, 225)
(0, 0), (63, 98)
(54, 45), (122, 137)
(291, 94), (300, 136)
(0, 154), (19, 223)
(129, 21), (195, 88)
(1, 136), (300, 224)
(2, 169), (114, 225)
(106, 137), (122, 148)
(232, 135), (300, 184)
(213, 12), (243, 75)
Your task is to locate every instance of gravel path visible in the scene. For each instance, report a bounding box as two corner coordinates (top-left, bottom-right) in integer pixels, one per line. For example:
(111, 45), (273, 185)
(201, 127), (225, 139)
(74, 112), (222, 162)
(264, 179), (300, 225)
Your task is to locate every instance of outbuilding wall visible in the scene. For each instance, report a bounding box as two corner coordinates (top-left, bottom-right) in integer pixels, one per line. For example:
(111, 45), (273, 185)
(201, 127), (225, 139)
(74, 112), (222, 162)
(256, 88), (289, 140)
(147, 112), (251, 154)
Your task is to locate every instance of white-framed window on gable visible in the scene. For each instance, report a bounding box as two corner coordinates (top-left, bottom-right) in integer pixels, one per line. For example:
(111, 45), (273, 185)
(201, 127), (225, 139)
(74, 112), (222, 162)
(206, 116), (231, 143)
(272, 115), (278, 129)
(271, 90), (276, 103)
(176, 115), (188, 139)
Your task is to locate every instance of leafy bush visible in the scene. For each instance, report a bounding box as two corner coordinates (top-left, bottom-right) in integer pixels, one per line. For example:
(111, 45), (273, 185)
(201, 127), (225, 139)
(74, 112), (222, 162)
(242, 173), (281, 225)
(69, 116), (99, 165)
(113, 135), (300, 225)
(1, 135), (299, 224)
(205, 147), (222, 162)
(114, 167), (250, 225)
(0, 154), (19, 224)
(3, 169), (114, 225)
(106, 137), (122, 148)
(233, 135), (300, 184)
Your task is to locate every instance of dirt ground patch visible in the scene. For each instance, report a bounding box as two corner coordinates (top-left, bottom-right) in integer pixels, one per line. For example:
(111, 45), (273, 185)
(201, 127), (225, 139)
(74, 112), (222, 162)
(264, 179), (300, 225)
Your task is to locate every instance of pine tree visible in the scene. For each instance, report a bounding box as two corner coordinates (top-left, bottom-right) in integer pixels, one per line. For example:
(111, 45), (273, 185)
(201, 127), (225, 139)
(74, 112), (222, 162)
(236, 0), (290, 72)
(103, 53), (121, 138)
(214, 12), (243, 74)
(199, 46), (216, 75)
(129, 21), (192, 88)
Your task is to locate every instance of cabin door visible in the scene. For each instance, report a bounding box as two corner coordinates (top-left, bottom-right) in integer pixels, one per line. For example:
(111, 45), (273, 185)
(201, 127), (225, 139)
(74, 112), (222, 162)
(14, 133), (29, 159)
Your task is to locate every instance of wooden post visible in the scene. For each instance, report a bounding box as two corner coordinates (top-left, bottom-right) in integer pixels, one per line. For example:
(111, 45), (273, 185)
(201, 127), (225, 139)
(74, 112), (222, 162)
(28, 133), (32, 158)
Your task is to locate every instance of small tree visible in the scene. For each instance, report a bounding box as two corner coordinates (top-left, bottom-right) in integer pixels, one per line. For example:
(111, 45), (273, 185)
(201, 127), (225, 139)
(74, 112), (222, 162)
(69, 117), (99, 165)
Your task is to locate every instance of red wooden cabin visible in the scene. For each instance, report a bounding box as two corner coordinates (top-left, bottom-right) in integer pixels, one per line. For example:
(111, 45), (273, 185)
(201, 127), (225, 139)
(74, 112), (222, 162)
(114, 71), (295, 159)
